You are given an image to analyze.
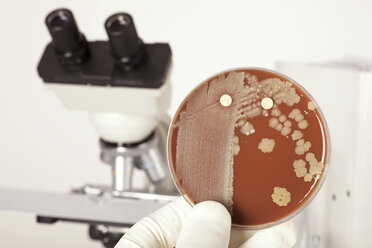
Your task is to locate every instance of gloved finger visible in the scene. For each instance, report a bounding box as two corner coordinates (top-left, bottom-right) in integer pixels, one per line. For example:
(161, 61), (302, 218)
(176, 201), (231, 248)
(115, 197), (192, 248)
(228, 229), (256, 248)
(238, 221), (297, 248)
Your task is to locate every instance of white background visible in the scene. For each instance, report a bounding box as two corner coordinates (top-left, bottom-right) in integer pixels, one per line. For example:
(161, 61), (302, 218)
(0, 0), (371, 247)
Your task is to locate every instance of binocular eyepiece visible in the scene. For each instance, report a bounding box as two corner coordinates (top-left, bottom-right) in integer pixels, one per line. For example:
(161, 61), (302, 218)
(46, 9), (89, 64)
(45, 9), (145, 68)
(105, 13), (145, 65)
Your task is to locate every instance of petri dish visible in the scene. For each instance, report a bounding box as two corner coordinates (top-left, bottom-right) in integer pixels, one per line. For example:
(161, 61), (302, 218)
(167, 68), (330, 230)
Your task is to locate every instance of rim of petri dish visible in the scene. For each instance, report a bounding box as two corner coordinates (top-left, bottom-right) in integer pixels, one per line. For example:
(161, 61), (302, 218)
(166, 67), (331, 230)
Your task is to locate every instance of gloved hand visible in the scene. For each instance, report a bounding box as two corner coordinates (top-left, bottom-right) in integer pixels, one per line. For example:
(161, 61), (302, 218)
(115, 197), (297, 248)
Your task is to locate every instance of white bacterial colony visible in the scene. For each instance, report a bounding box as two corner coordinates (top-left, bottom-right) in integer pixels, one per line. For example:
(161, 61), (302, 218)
(293, 152), (325, 182)
(271, 187), (291, 206)
(289, 108), (309, 130)
(268, 110), (292, 136)
(236, 120), (255, 136)
(308, 101), (316, 111)
(295, 139), (312, 155)
(291, 130), (303, 140)
(293, 159), (307, 178)
(258, 138), (275, 153)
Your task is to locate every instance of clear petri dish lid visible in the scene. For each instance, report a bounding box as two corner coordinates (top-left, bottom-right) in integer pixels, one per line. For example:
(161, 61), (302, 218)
(167, 68), (330, 230)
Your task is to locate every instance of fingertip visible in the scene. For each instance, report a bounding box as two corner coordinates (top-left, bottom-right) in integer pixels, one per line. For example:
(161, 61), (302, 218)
(194, 201), (231, 222)
(176, 201), (232, 248)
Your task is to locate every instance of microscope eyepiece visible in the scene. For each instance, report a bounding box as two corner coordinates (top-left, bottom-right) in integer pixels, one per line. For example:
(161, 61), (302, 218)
(105, 13), (146, 69)
(46, 9), (89, 64)
(106, 14), (131, 33)
(48, 11), (69, 28)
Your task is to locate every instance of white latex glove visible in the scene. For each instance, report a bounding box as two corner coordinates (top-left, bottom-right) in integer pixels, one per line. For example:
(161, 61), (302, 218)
(115, 197), (297, 248)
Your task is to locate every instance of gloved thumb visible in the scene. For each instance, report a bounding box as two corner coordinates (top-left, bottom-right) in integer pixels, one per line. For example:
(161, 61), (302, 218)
(176, 201), (231, 248)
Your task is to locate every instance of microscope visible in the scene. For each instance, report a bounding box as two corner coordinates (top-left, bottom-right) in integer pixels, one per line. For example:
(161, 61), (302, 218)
(36, 8), (178, 247)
